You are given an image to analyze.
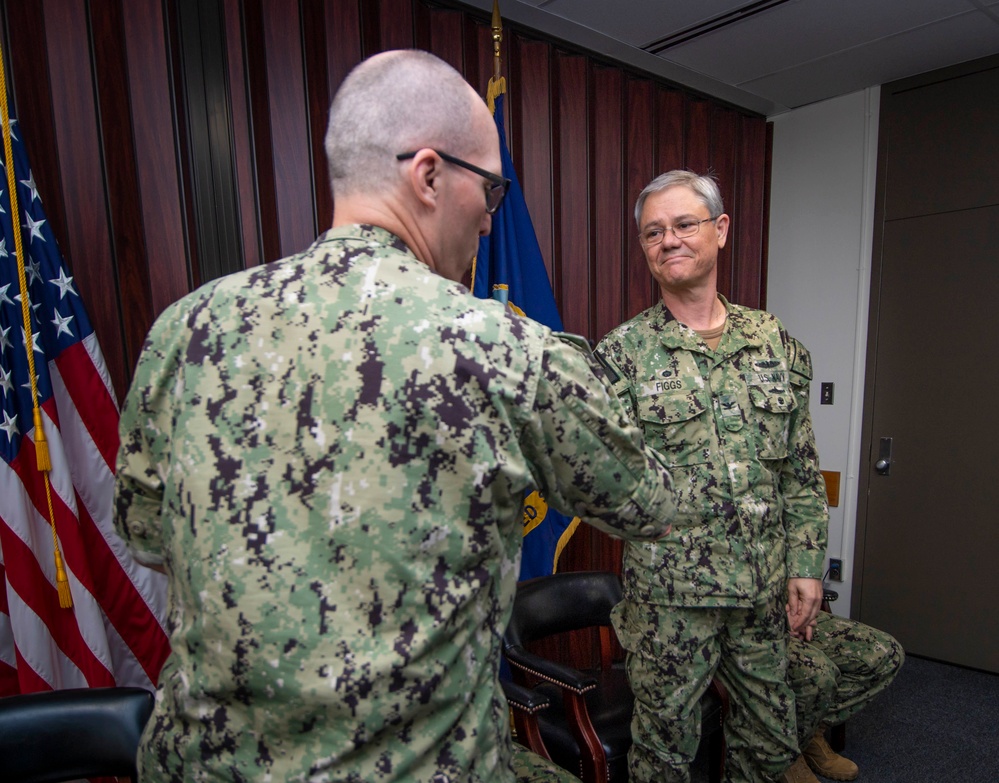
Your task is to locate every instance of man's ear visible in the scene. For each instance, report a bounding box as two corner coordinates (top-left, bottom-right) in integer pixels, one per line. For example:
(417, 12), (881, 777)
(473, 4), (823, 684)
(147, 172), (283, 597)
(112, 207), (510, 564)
(714, 213), (730, 249)
(404, 149), (442, 210)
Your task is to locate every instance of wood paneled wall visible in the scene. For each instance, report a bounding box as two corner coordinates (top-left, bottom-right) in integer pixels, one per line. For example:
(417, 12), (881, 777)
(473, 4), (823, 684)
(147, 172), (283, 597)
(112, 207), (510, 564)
(0, 0), (770, 576)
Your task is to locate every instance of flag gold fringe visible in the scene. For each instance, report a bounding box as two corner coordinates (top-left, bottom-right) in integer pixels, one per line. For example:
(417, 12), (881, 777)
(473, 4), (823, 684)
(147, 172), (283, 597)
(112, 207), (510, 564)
(486, 75), (506, 116)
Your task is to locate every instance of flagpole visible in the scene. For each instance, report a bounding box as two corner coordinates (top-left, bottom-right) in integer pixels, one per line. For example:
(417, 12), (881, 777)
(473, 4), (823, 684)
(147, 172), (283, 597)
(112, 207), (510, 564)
(486, 1), (506, 115)
(492, 0), (502, 82)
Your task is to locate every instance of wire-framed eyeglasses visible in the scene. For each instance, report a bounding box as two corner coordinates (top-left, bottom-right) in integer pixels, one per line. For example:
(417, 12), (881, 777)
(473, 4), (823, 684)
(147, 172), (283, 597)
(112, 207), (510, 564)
(639, 216), (720, 247)
(396, 150), (511, 214)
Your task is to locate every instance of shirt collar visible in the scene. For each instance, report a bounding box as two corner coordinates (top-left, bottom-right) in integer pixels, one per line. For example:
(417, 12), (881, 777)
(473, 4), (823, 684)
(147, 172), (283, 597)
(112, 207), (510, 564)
(316, 224), (418, 260)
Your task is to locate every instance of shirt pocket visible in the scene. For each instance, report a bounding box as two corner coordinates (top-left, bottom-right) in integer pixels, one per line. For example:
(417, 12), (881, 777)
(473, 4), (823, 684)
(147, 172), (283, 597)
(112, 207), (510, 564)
(637, 389), (711, 466)
(746, 382), (797, 460)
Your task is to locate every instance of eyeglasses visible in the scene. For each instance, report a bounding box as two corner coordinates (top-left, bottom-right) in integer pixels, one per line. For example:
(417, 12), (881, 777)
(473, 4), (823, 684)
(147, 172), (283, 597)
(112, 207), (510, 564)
(639, 216), (720, 247)
(396, 150), (511, 214)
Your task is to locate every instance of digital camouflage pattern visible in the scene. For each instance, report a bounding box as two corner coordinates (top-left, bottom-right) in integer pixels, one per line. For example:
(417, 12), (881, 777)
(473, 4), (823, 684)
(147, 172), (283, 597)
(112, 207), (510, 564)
(596, 299), (829, 783)
(596, 299), (828, 607)
(789, 610), (904, 746)
(114, 224), (676, 783)
(614, 593), (798, 783)
(510, 746), (581, 782)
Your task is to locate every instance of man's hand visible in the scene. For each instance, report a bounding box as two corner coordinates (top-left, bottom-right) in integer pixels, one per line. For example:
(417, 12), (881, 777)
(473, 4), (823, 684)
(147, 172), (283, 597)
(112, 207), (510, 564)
(785, 577), (823, 642)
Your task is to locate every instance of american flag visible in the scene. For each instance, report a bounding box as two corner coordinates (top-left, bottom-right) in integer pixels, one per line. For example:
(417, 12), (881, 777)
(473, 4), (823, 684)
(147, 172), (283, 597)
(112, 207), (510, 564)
(0, 117), (169, 695)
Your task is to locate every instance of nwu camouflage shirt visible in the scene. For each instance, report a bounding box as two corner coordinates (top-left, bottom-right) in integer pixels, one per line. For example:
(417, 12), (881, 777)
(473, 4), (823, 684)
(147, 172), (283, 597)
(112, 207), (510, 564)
(596, 297), (827, 608)
(114, 224), (675, 782)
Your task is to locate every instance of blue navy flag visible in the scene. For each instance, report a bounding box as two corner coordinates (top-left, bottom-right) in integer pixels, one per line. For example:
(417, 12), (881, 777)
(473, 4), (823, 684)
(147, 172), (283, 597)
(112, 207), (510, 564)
(473, 90), (580, 581)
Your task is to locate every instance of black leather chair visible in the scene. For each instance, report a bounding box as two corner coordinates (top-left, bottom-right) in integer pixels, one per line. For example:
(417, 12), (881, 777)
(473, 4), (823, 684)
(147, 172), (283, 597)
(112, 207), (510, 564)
(503, 571), (728, 783)
(0, 686), (154, 783)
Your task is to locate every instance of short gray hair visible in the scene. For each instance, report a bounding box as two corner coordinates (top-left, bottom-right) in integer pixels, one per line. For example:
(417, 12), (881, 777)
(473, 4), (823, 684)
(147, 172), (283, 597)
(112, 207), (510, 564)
(634, 170), (724, 227)
(325, 50), (476, 198)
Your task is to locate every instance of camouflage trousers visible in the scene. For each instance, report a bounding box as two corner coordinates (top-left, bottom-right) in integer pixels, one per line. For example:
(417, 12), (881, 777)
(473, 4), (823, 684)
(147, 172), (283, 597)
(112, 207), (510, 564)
(788, 610), (904, 746)
(510, 745), (582, 782)
(613, 591), (798, 783)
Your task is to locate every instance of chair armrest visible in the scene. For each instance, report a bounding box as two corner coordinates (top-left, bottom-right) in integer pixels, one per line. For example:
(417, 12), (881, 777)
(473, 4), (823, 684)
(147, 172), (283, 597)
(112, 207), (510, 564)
(505, 649), (608, 782)
(501, 679), (553, 761)
(501, 679), (551, 715)
(504, 646), (598, 694)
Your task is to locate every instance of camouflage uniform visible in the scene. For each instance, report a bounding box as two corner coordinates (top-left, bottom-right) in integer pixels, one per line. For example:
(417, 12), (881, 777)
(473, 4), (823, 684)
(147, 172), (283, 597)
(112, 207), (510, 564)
(596, 298), (828, 783)
(114, 224), (674, 783)
(511, 746), (582, 782)
(788, 611), (904, 747)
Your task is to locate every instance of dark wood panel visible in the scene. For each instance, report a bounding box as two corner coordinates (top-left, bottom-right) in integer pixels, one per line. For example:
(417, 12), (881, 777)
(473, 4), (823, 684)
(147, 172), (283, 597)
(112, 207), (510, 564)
(654, 85), (685, 176)
(322, 0), (365, 224)
(760, 121), (773, 310)
(711, 106), (739, 211)
(261, 2), (315, 256)
(376, 0), (414, 51)
(684, 98), (711, 175)
(166, 1), (202, 292)
(511, 36), (553, 281)
(177, 0), (245, 282)
(302, 1), (334, 235)
(2, 0), (68, 263)
(42, 0), (128, 401)
(222, 0), (263, 267)
(90, 0), (153, 380)
(422, 5), (463, 73)
(412, 0), (431, 54)
(123, 0), (191, 316)
(624, 78), (657, 322)
(711, 105), (738, 301)
(734, 115), (767, 310)
(326, 0), (365, 95)
(591, 66), (624, 342)
(554, 51), (589, 337)
(242, 0), (280, 264)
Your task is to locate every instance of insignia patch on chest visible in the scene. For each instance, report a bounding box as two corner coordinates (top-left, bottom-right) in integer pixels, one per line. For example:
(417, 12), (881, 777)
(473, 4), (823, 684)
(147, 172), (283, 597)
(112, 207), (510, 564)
(748, 360), (788, 386)
(640, 369), (685, 396)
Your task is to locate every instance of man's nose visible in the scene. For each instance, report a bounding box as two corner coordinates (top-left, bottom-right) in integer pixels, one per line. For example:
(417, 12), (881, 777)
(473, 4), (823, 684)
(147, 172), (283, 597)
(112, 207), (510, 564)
(661, 226), (683, 247)
(479, 211), (493, 236)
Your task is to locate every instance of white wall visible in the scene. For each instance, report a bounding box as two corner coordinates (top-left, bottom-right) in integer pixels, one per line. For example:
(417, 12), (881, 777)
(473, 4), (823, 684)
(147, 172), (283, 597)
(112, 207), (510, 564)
(765, 88), (880, 613)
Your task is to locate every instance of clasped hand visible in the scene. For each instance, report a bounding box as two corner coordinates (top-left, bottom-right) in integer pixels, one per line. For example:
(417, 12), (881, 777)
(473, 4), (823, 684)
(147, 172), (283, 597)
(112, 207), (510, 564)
(785, 577), (823, 642)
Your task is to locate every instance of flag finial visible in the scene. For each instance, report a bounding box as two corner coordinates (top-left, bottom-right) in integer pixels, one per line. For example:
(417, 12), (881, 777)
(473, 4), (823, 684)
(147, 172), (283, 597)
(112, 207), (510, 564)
(486, 1), (506, 114)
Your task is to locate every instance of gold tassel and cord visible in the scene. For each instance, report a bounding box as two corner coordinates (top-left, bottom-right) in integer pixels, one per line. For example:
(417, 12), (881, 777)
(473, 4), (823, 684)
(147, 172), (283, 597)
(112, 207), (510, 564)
(0, 44), (72, 608)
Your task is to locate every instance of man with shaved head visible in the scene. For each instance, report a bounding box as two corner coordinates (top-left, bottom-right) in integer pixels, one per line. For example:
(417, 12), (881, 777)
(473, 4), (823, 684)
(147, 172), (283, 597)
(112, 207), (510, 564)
(114, 49), (676, 783)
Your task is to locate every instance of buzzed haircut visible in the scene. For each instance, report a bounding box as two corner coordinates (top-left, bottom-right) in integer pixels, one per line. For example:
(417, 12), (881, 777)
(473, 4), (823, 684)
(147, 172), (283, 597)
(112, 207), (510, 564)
(634, 170), (724, 227)
(325, 50), (475, 198)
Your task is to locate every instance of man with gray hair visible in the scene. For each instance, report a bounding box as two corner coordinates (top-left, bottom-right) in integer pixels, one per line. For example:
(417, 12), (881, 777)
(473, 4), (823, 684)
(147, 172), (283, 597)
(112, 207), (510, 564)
(113, 50), (676, 783)
(596, 170), (829, 783)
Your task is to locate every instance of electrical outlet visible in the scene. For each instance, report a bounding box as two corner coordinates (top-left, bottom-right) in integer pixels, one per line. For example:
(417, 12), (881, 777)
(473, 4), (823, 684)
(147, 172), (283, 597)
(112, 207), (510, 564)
(828, 558), (843, 582)
(820, 382), (834, 405)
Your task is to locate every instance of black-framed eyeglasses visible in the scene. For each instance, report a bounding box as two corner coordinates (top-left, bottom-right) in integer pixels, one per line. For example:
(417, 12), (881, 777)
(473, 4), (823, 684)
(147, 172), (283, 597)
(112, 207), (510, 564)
(396, 150), (511, 214)
(639, 216), (720, 247)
